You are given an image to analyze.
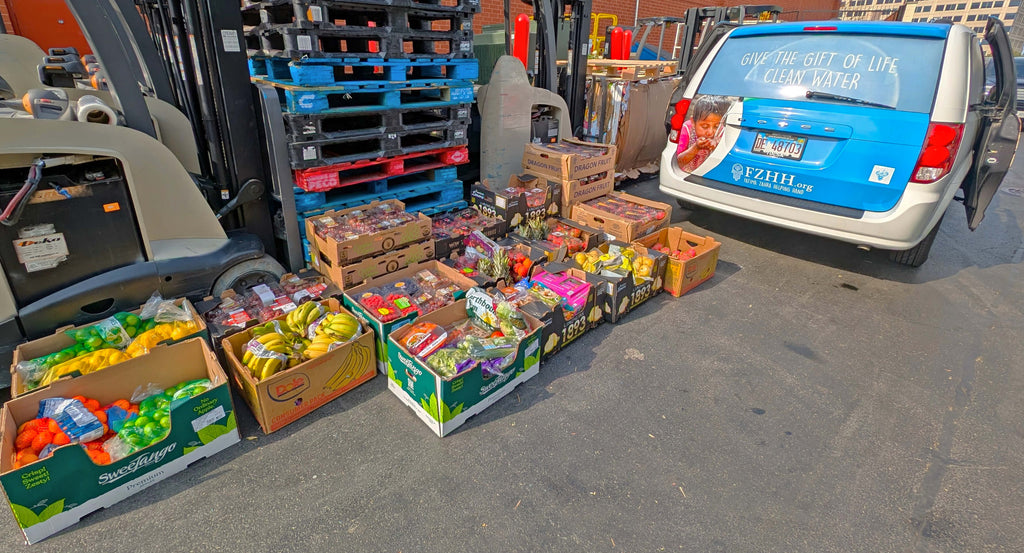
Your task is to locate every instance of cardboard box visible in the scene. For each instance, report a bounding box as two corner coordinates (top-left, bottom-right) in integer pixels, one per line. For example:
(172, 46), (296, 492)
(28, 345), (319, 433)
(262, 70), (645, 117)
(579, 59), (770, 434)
(470, 175), (563, 228)
(633, 228), (721, 297)
(519, 169), (615, 218)
(194, 269), (342, 354)
(385, 299), (542, 437)
(509, 216), (605, 263)
(0, 338), (240, 544)
(305, 200), (432, 266)
(521, 138), (616, 182)
(570, 191), (672, 243)
(517, 267), (601, 360)
(431, 208), (508, 261)
(441, 238), (549, 289)
(10, 298), (209, 398)
(343, 261), (478, 374)
(222, 298), (376, 434)
(563, 241), (669, 323)
(311, 239), (435, 290)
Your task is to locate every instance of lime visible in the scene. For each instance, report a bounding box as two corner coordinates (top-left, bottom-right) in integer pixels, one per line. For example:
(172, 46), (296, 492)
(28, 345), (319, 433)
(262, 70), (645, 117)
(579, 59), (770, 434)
(158, 416), (170, 429)
(125, 315), (140, 327)
(86, 336), (103, 349)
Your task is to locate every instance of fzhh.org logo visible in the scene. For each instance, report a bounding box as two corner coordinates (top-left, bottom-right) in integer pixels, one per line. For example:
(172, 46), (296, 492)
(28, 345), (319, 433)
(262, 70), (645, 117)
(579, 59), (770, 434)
(731, 163), (744, 181)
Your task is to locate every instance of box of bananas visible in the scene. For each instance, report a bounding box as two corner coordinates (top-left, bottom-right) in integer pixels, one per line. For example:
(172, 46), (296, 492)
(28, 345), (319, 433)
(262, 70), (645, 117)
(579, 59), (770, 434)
(221, 298), (376, 434)
(568, 241), (669, 323)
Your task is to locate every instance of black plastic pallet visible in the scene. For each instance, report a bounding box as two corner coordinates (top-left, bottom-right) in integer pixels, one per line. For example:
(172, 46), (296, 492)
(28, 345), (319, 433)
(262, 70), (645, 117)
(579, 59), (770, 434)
(242, 0), (474, 34)
(283, 103), (470, 142)
(246, 23), (473, 59)
(287, 123), (468, 169)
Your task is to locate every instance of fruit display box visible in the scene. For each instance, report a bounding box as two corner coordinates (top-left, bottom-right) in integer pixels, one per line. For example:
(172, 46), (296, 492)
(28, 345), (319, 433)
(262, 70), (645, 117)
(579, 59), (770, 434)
(469, 174), (562, 228)
(195, 270), (340, 353)
(222, 298), (376, 434)
(431, 208), (508, 261)
(385, 299), (542, 437)
(442, 238), (548, 290)
(570, 191), (672, 243)
(509, 216), (605, 263)
(520, 170), (615, 218)
(0, 338), (239, 544)
(305, 199), (431, 266)
(633, 227), (721, 297)
(311, 239), (435, 290)
(343, 261), (478, 374)
(10, 298), (208, 399)
(516, 267), (602, 360)
(521, 138), (616, 182)
(562, 240), (669, 323)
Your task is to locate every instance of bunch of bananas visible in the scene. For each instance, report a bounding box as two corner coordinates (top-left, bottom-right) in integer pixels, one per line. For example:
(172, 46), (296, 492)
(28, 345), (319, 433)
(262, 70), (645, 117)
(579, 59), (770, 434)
(242, 331), (292, 380)
(285, 301), (326, 335)
(304, 312), (360, 360)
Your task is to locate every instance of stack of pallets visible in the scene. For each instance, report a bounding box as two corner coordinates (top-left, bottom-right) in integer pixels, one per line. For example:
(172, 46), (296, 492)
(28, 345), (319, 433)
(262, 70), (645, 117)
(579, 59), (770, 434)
(241, 0), (480, 259)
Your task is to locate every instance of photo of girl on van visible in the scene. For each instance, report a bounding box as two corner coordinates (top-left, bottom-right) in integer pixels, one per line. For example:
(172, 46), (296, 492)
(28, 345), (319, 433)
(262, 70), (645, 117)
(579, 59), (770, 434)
(675, 95), (733, 172)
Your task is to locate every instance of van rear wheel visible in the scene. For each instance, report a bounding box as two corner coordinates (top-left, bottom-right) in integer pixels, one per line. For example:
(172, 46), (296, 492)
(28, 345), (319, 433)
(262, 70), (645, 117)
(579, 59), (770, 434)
(889, 215), (944, 268)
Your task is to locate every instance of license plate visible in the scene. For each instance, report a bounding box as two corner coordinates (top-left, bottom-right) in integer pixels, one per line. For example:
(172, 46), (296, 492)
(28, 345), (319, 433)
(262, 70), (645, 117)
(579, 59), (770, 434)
(752, 132), (807, 161)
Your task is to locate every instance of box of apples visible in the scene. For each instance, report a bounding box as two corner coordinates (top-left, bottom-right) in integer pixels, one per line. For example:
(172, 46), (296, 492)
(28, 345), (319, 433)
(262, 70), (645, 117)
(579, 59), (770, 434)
(633, 227), (721, 297)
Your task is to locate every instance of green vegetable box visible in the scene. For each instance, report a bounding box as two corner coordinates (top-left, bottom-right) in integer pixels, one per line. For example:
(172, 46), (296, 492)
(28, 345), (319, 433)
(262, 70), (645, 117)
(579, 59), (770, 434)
(386, 299), (542, 437)
(0, 338), (240, 543)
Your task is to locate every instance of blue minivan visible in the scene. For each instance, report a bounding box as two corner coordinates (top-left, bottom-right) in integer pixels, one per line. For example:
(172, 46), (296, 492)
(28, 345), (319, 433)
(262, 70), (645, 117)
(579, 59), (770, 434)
(660, 18), (1020, 266)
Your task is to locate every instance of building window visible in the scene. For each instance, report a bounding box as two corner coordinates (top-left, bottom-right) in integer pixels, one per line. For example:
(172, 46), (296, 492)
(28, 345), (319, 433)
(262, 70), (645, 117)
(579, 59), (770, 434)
(923, 5), (932, 11)
(967, 14), (976, 19)
(994, 0), (1004, 6)
(958, 3), (966, 8)
(982, 1), (993, 7)
(971, 1), (981, 6)
(1011, 0), (1021, 6)
(1007, 12), (1017, 18)
(936, 4), (944, 10)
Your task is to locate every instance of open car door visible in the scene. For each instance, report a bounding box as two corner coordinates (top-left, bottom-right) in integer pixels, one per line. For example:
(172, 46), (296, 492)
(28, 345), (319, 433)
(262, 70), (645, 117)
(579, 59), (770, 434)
(963, 17), (1021, 230)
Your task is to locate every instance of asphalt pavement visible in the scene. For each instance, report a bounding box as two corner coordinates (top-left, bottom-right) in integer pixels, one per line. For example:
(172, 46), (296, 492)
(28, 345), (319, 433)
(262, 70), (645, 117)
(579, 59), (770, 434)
(3, 146), (1023, 552)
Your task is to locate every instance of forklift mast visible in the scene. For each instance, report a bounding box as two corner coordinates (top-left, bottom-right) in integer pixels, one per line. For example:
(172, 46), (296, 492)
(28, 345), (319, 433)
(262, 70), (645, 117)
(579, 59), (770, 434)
(529, 0), (592, 137)
(64, 0), (276, 255)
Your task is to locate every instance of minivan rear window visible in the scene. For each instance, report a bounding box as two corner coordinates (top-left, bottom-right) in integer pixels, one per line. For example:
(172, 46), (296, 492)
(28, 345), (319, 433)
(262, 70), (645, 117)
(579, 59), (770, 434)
(697, 33), (946, 113)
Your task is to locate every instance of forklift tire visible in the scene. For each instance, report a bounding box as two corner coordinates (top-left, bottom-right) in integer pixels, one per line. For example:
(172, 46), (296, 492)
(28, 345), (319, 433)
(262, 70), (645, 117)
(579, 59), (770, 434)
(889, 215), (944, 268)
(676, 198), (701, 212)
(211, 255), (287, 296)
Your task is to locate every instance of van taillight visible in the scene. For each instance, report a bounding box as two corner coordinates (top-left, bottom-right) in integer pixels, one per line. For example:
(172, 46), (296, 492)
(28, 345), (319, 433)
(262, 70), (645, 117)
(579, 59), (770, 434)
(668, 100), (690, 143)
(911, 123), (964, 183)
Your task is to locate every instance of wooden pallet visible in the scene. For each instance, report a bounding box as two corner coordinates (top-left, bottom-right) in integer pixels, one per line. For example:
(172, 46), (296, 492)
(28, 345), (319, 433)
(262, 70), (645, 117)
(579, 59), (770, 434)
(579, 59), (677, 80)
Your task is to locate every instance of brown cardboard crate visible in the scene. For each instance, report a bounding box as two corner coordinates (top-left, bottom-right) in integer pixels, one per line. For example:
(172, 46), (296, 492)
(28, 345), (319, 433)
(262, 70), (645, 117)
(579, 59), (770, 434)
(305, 199), (431, 266)
(633, 227), (721, 297)
(570, 191), (672, 243)
(311, 239), (435, 290)
(521, 139), (616, 182)
(221, 297), (376, 433)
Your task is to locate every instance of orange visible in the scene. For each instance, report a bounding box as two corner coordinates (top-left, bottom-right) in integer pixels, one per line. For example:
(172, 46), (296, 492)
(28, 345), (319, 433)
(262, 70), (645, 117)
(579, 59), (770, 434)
(17, 419), (39, 434)
(112, 399), (130, 411)
(48, 419), (61, 434)
(83, 398), (100, 411)
(14, 429), (37, 450)
(92, 410), (107, 424)
(52, 432), (70, 446)
(15, 449), (38, 468)
(30, 431), (53, 454)
(71, 395), (87, 405)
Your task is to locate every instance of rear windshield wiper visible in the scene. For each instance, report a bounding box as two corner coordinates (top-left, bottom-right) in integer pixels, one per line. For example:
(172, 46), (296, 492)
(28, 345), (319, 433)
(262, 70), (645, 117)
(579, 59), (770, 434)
(805, 90), (895, 109)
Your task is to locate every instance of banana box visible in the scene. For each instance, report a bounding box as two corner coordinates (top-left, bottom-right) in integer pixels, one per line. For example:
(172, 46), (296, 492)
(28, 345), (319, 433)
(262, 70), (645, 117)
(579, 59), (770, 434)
(0, 338), (239, 544)
(386, 299), (542, 437)
(221, 298), (376, 434)
(10, 298), (209, 399)
(343, 261), (478, 374)
(514, 267), (600, 360)
(564, 241), (669, 323)
(469, 175), (562, 228)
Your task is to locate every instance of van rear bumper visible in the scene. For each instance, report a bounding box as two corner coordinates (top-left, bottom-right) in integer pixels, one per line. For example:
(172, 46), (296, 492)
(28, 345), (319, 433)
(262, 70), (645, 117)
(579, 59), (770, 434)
(658, 146), (962, 250)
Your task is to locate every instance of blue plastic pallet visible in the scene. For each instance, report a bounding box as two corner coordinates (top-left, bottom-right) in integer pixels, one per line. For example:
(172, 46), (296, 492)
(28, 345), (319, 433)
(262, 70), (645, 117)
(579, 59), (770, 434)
(411, 199), (468, 216)
(293, 165), (458, 211)
(252, 57), (479, 87)
(298, 177), (463, 221)
(269, 81), (474, 114)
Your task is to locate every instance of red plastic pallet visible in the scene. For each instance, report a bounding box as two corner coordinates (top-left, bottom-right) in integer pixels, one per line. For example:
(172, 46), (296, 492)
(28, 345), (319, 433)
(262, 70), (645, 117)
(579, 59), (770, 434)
(293, 145), (468, 192)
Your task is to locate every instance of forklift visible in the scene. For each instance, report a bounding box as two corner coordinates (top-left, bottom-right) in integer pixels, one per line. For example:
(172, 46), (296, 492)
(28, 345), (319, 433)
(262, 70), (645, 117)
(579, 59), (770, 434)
(0, 0), (301, 394)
